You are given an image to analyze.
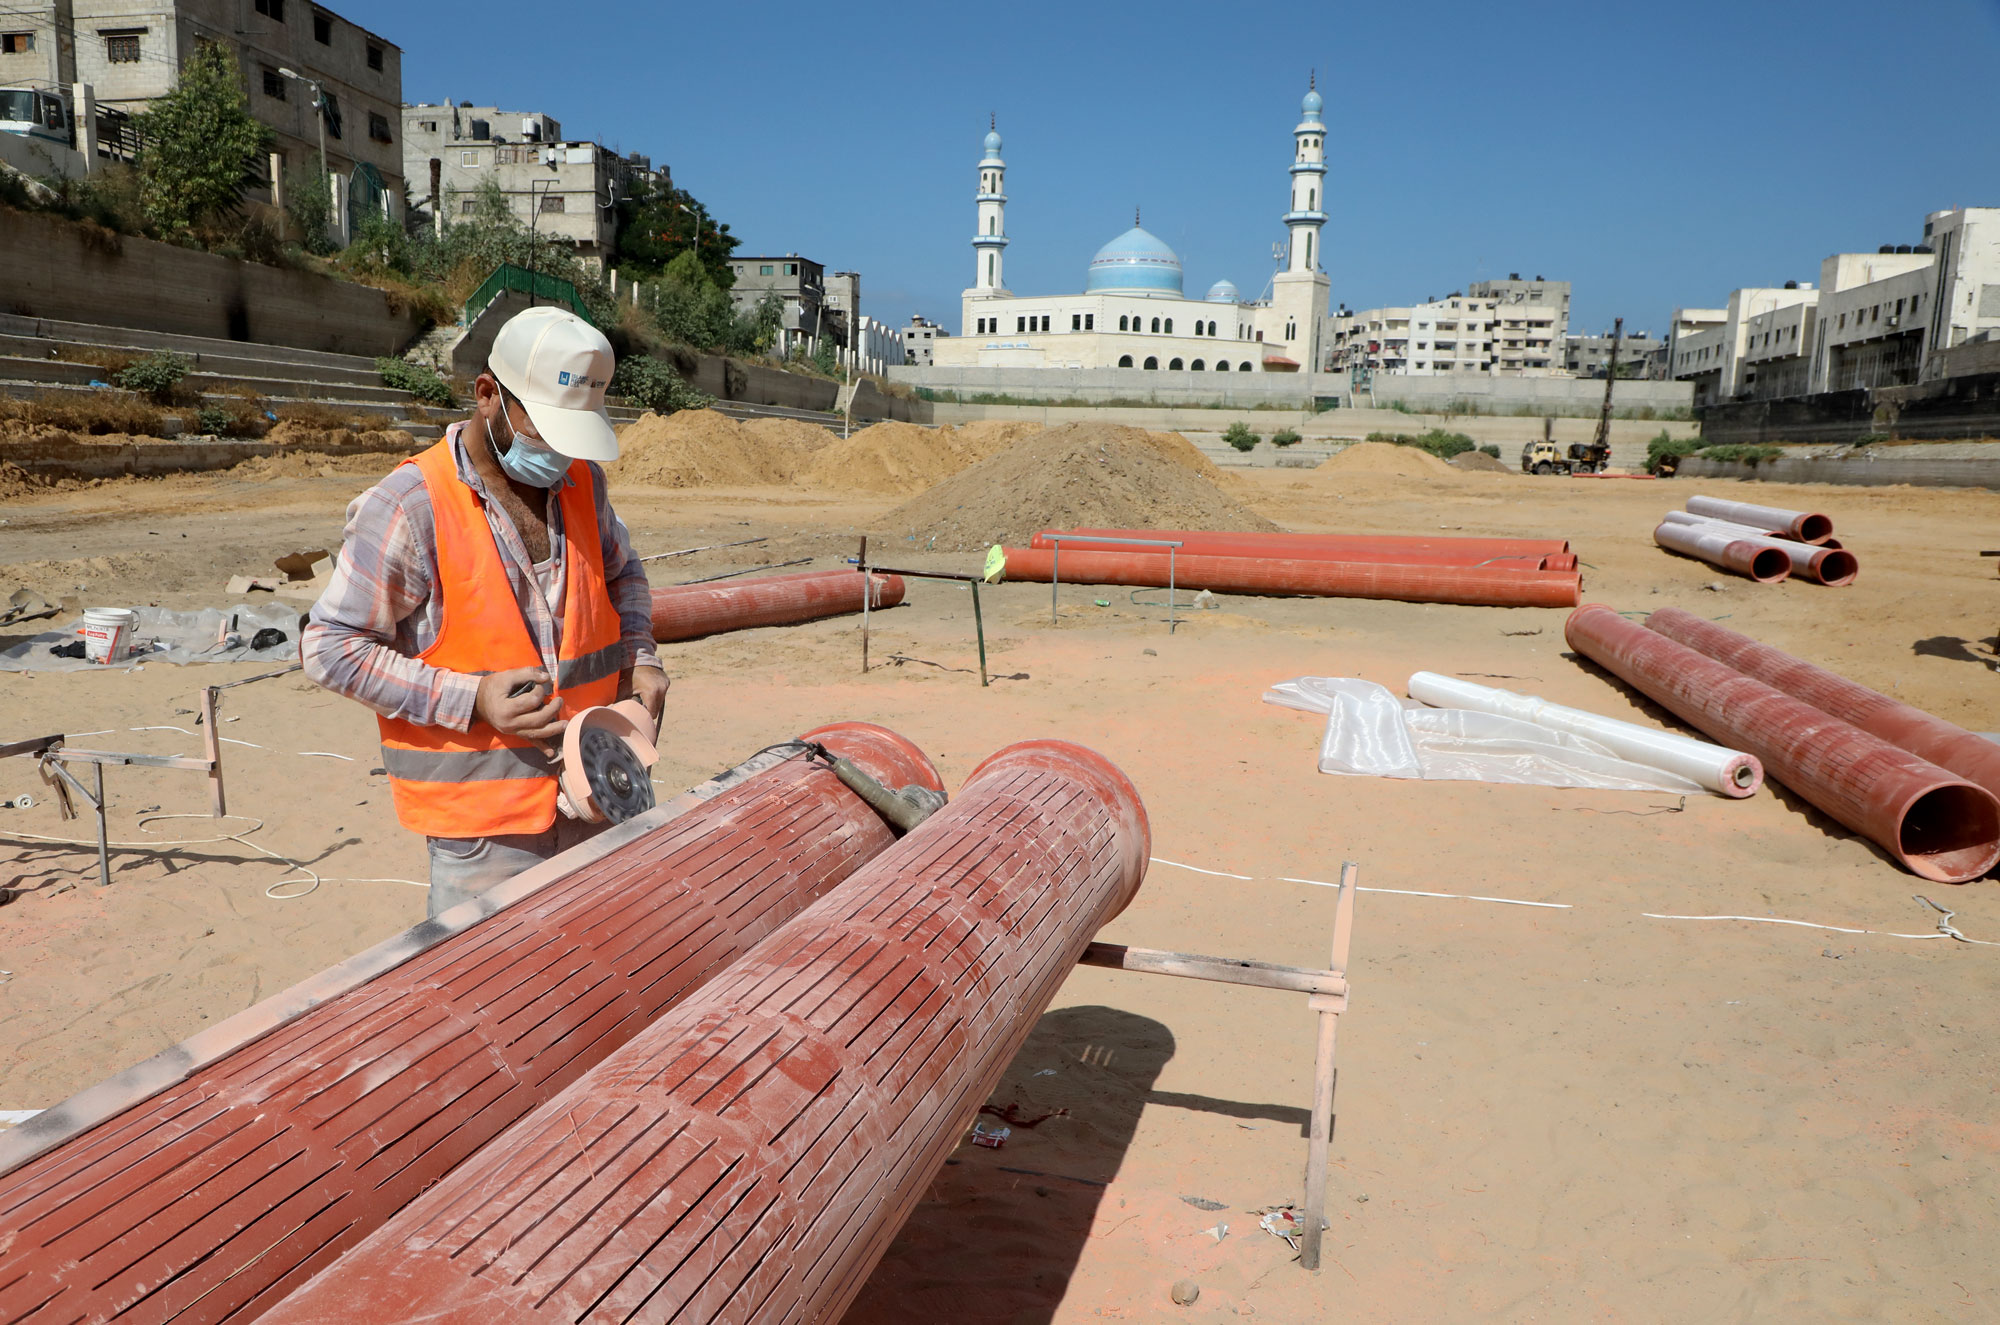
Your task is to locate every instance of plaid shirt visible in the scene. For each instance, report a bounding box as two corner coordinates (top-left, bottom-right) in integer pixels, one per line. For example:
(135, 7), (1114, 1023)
(303, 423), (660, 732)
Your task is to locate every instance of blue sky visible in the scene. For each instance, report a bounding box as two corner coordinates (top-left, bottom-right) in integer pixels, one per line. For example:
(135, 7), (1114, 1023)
(343, 0), (2000, 336)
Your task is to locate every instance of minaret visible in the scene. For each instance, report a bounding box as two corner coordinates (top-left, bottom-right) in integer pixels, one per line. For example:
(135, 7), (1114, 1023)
(973, 115), (1009, 292)
(1286, 73), (1327, 274)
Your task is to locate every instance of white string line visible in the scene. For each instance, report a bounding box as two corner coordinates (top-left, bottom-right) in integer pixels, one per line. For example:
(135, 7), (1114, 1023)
(125, 726), (354, 761)
(1150, 857), (1994, 942)
(6, 815), (425, 901)
(1147, 857), (1572, 909)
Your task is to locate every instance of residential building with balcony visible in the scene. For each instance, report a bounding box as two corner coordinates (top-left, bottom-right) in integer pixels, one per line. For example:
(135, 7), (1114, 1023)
(903, 315), (944, 367)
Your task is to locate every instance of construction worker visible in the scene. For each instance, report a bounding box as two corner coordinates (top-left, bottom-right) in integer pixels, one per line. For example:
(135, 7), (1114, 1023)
(304, 307), (667, 918)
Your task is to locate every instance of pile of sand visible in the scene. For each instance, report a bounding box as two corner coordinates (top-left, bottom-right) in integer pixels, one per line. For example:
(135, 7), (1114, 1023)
(798, 421), (998, 495)
(876, 422), (1274, 552)
(737, 416), (837, 453)
(1450, 449), (1512, 473)
(1315, 441), (1457, 478)
(0, 460), (50, 498)
(228, 452), (406, 480)
(262, 422), (417, 452)
(608, 409), (809, 488)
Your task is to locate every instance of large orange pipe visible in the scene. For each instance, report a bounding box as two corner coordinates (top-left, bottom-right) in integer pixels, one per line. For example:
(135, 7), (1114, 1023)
(1566, 605), (2000, 882)
(651, 568), (903, 642)
(257, 740), (1149, 1325)
(0, 724), (941, 1325)
(997, 545), (1581, 608)
(1033, 527), (1572, 556)
(1030, 533), (1561, 570)
(1646, 607), (2000, 805)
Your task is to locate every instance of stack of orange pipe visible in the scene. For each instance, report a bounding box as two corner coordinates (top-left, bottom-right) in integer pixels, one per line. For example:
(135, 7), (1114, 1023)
(1007, 528), (1580, 607)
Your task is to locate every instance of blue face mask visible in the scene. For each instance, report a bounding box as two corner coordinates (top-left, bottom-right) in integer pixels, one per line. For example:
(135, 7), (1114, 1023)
(485, 388), (570, 488)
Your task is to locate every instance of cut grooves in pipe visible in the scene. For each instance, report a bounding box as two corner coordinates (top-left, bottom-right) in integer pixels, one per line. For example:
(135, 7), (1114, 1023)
(0, 723), (941, 1325)
(650, 568), (903, 642)
(256, 739), (1150, 1325)
(1566, 605), (2000, 882)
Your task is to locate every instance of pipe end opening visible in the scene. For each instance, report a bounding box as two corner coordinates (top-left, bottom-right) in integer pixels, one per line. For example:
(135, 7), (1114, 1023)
(1798, 513), (1834, 543)
(1749, 548), (1792, 583)
(1900, 784), (2000, 882)
(1816, 551), (1859, 586)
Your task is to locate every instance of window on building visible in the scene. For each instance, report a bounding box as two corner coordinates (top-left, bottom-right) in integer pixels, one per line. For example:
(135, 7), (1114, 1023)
(461, 199), (477, 214)
(1191, 359), (1205, 371)
(1016, 317), (1025, 333)
(1239, 361), (1254, 371)
(1085, 314), (1093, 330)
(2, 32), (35, 53)
(786, 263), (798, 275)
(540, 193), (564, 212)
(1143, 356), (1158, 370)
(758, 264), (774, 275)
(312, 10), (332, 43)
(460, 149), (480, 167)
(104, 30), (142, 62)
(1041, 314), (1050, 331)
(254, 0), (285, 19)
(262, 68), (286, 99)
(1214, 360), (1230, 371)
(367, 43), (383, 71)
(1169, 357), (1184, 370)
(1071, 313), (1081, 331)
(1118, 355), (1133, 368)
(322, 90), (342, 138)
(1150, 317), (1160, 333)
(986, 254), (994, 284)
(369, 112), (391, 144)
(1118, 315), (1128, 331)
(1164, 318), (1173, 334)
(419, 119), (436, 133)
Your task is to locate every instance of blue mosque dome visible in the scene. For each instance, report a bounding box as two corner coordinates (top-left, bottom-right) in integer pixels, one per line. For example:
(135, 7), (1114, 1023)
(982, 128), (1003, 157)
(1301, 88), (1324, 120)
(1204, 279), (1241, 303)
(1085, 225), (1184, 294)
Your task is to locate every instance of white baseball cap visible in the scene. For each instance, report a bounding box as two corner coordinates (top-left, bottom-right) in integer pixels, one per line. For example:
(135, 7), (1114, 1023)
(487, 306), (619, 462)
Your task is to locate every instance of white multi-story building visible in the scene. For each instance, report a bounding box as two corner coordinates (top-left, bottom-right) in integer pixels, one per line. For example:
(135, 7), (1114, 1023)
(402, 104), (663, 269)
(1329, 286), (1565, 378)
(929, 80), (1331, 375)
(1672, 207), (2000, 404)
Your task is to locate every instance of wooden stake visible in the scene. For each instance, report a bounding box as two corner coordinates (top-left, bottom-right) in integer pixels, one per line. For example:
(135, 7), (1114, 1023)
(858, 536), (870, 675)
(1300, 860), (1357, 1272)
(200, 685), (226, 817)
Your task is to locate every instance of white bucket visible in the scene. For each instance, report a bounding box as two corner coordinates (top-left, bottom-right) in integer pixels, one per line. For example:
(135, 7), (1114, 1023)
(81, 607), (138, 664)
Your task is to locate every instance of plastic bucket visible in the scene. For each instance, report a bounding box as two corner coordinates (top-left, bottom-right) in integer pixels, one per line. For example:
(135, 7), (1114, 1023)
(81, 607), (137, 664)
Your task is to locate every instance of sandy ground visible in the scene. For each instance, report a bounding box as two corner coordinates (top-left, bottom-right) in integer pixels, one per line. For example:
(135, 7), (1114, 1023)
(3, 454), (1999, 1322)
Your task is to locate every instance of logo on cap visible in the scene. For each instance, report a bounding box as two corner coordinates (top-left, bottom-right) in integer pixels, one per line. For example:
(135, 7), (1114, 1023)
(557, 370), (572, 386)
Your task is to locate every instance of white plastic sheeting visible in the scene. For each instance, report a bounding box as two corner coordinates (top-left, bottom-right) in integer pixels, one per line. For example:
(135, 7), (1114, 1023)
(1263, 676), (1709, 794)
(0, 603), (301, 672)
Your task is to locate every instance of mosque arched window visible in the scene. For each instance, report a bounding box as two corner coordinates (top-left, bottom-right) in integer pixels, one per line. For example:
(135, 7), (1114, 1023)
(1305, 234), (1313, 268)
(1239, 361), (1254, 371)
(986, 254), (994, 284)
(1150, 317), (1160, 333)
(1165, 318), (1174, 334)
(1168, 357), (1183, 370)
(1191, 359), (1205, 371)
(1118, 354), (1133, 368)
(1207, 320), (1217, 336)
(1214, 360), (1229, 371)
(1143, 356), (1158, 370)
(1119, 315), (1129, 331)
(1308, 188), (1315, 209)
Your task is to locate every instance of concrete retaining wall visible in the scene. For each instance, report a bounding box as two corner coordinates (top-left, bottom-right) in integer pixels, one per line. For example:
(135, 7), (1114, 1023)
(1699, 372), (2000, 447)
(1, 210), (422, 356)
(893, 364), (1692, 416)
(3, 434), (423, 479)
(1676, 452), (2000, 490)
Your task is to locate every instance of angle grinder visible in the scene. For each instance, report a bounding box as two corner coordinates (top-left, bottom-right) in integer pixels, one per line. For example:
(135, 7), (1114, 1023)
(556, 699), (660, 825)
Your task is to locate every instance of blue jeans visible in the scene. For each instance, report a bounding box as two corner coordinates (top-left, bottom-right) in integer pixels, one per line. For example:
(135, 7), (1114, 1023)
(425, 817), (607, 920)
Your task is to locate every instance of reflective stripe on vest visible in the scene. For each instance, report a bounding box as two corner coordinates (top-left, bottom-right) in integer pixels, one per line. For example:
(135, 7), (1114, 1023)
(376, 438), (623, 838)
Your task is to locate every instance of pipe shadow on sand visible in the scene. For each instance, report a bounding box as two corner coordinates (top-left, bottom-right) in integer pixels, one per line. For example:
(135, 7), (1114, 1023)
(844, 1004), (1174, 1325)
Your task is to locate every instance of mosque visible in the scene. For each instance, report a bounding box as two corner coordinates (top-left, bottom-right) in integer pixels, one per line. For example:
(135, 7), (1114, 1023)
(928, 81), (1332, 375)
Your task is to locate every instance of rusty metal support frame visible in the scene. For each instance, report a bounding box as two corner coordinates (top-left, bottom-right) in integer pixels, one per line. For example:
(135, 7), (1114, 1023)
(3, 686), (226, 888)
(1076, 859), (1357, 1272)
(857, 537), (992, 686)
(1047, 533), (1183, 632)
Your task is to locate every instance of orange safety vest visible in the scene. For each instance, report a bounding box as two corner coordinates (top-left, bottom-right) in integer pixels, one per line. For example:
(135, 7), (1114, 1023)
(377, 439), (623, 837)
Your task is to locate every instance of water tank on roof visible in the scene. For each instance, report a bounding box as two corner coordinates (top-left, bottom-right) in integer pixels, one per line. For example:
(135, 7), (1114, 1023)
(522, 117), (539, 140)
(1896, 244), (1913, 254)
(1879, 244), (1896, 253)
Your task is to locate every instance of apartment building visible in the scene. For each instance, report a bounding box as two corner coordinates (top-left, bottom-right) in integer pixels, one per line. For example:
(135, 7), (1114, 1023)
(1330, 290), (1562, 378)
(1564, 329), (1667, 379)
(0, 0), (403, 215)
(903, 315), (945, 367)
(727, 255), (845, 353)
(1670, 207), (2000, 405)
(402, 103), (663, 269)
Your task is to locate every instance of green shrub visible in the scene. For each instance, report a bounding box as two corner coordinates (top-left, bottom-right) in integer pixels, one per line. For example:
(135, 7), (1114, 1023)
(611, 354), (713, 414)
(195, 404), (231, 435)
(1222, 422), (1260, 452)
(112, 351), (192, 402)
(1645, 429), (1703, 472)
(1271, 427), (1302, 447)
(1479, 444), (1500, 458)
(375, 357), (455, 407)
(1366, 428), (1475, 459)
(1699, 443), (1785, 466)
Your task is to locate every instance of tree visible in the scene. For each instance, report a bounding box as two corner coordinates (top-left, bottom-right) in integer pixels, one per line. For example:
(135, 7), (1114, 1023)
(134, 44), (269, 236)
(283, 163), (335, 255)
(613, 177), (739, 286)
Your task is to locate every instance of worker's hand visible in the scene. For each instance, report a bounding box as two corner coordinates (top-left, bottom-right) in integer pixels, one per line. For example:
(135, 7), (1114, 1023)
(620, 665), (670, 726)
(473, 667), (567, 741)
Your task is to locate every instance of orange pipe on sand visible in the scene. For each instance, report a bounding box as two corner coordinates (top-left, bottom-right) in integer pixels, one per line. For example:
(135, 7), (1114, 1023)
(651, 569), (903, 642)
(1028, 534), (1557, 570)
(1032, 528), (1572, 557)
(995, 546), (1580, 608)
